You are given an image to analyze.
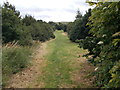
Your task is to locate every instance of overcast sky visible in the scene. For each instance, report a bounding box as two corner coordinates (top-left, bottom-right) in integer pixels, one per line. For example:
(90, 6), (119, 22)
(0, 0), (94, 22)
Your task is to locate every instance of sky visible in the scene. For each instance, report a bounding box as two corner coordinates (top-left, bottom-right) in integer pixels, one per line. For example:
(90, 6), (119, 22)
(0, 0), (94, 22)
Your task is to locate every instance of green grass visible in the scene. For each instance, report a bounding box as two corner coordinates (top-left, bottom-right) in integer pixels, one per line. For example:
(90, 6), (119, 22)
(2, 45), (34, 86)
(39, 30), (86, 88)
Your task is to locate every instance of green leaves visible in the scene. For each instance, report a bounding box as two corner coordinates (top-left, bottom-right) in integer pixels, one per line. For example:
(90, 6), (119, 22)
(112, 39), (120, 46)
(108, 61), (120, 87)
(2, 2), (21, 43)
(67, 9), (91, 42)
(79, 2), (120, 88)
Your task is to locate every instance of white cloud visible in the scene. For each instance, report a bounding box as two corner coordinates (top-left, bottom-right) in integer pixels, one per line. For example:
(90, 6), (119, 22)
(1, 0), (94, 22)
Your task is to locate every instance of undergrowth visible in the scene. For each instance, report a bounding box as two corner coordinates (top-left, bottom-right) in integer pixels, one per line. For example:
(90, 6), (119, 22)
(2, 41), (38, 86)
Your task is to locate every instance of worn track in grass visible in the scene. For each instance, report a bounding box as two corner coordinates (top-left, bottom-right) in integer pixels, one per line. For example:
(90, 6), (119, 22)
(6, 30), (95, 88)
(6, 41), (49, 88)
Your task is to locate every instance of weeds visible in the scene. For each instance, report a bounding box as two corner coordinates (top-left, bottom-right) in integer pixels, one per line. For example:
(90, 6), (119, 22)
(2, 41), (35, 86)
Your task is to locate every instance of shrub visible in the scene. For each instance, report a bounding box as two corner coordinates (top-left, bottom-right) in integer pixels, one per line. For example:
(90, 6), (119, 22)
(79, 2), (120, 88)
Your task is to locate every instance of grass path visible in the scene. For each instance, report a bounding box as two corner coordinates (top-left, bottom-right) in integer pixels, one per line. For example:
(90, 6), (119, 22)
(36, 31), (95, 88)
(7, 30), (95, 88)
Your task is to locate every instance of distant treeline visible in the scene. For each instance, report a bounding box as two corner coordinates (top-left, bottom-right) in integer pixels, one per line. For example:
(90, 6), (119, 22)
(48, 21), (67, 32)
(2, 2), (55, 46)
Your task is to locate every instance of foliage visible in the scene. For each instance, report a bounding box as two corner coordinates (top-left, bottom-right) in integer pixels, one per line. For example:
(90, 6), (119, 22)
(22, 15), (55, 42)
(48, 21), (58, 31)
(18, 25), (33, 46)
(57, 22), (67, 32)
(75, 9), (82, 20)
(66, 22), (74, 37)
(2, 42), (33, 86)
(69, 19), (83, 42)
(22, 15), (36, 26)
(79, 2), (120, 88)
(2, 2), (21, 43)
(2, 2), (55, 45)
(49, 21), (67, 32)
(67, 9), (91, 42)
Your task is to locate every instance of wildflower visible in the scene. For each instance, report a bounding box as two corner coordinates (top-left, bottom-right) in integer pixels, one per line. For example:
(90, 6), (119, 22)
(95, 67), (98, 71)
(103, 7), (107, 10)
(102, 34), (106, 37)
(97, 41), (103, 45)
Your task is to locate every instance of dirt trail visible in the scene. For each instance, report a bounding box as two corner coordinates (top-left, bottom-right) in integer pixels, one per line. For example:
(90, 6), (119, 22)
(6, 41), (49, 88)
(71, 53), (95, 87)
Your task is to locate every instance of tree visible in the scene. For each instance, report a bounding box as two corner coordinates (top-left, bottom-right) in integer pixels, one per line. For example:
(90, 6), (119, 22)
(30, 22), (55, 42)
(2, 2), (22, 43)
(75, 9), (82, 20)
(22, 15), (36, 26)
(19, 25), (33, 46)
(48, 21), (57, 31)
(69, 19), (83, 42)
(68, 9), (91, 42)
(66, 22), (74, 36)
(2, 2), (55, 45)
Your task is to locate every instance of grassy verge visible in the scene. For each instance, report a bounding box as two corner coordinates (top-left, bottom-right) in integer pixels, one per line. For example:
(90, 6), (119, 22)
(2, 42), (37, 86)
(38, 30), (88, 88)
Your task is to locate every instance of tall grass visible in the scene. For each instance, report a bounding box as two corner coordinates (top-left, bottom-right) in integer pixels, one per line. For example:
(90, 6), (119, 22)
(2, 41), (35, 86)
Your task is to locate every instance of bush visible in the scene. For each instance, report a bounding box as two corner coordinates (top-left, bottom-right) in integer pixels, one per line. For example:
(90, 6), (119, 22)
(79, 2), (120, 88)
(18, 26), (33, 46)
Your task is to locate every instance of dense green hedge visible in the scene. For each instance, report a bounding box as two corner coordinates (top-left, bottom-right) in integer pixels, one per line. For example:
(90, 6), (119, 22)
(79, 2), (120, 88)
